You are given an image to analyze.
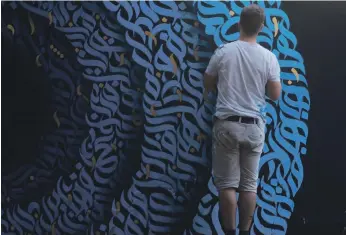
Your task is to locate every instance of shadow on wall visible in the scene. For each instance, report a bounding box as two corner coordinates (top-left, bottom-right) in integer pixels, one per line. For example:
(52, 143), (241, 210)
(1, 29), (54, 175)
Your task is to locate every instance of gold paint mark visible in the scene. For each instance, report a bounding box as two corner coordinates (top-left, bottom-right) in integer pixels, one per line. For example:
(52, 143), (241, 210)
(272, 17), (279, 37)
(120, 53), (125, 65)
(75, 48), (80, 53)
(111, 143), (117, 151)
(92, 156), (96, 169)
(28, 14), (35, 35)
(68, 194), (72, 201)
(193, 46), (200, 61)
(176, 89), (182, 102)
(87, 209), (91, 215)
(288, 80), (292, 85)
(35, 54), (42, 67)
(7, 24), (15, 35)
(190, 147), (195, 153)
(169, 54), (178, 75)
(10, 225), (14, 231)
(34, 213), (39, 219)
(150, 105), (156, 116)
(51, 222), (56, 235)
(68, 22), (73, 27)
(103, 35), (108, 40)
(48, 12), (53, 25)
(82, 95), (89, 103)
(229, 10), (235, 16)
(177, 113), (181, 118)
(77, 85), (82, 96)
(197, 132), (206, 143)
(146, 164), (150, 179)
(53, 111), (60, 128)
(291, 68), (299, 81)
(134, 220), (139, 224)
(99, 83), (104, 88)
(95, 14), (100, 20)
(194, 21), (199, 27)
(172, 165), (177, 170)
(144, 31), (157, 46)
(156, 72), (161, 77)
(116, 201), (121, 214)
(162, 17), (167, 23)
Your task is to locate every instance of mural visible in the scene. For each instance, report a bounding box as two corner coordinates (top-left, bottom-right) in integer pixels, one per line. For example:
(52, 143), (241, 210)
(1, 1), (310, 235)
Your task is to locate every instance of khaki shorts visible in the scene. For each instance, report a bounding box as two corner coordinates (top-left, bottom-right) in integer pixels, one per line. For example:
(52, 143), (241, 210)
(212, 118), (265, 193)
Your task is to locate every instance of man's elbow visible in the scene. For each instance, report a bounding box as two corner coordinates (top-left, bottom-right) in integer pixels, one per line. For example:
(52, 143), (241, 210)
(268, 90), (281, 101)
(204, 73), (217, 91)
(266, 81), (282, 101)
(270, 93), (280, 101)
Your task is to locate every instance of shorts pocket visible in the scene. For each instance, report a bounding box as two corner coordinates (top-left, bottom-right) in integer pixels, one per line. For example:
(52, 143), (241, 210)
(248, 125), (264, 153)
(215, 131), (237, 150)
(251, 141), (264, 153)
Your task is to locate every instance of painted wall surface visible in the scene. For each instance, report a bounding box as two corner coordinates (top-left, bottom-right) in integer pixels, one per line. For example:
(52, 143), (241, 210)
(1, 1), (344, 235)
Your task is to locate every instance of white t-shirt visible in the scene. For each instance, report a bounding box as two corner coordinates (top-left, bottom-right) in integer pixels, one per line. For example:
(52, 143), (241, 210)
(206, 40), (281, 121)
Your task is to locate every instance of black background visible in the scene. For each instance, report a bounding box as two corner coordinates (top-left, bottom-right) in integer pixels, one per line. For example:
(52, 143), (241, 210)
(2, 27), (53, 175)
(2, 1), (346, 234)
(283, 2), (346, 234)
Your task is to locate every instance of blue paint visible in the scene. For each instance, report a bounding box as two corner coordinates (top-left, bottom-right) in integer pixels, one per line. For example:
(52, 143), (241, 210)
(1, 1), (309, 234)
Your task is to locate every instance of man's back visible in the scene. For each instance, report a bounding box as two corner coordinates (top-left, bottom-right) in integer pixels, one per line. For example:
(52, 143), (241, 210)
(205, 5), (282, 235)
(206, 40), (280, 120)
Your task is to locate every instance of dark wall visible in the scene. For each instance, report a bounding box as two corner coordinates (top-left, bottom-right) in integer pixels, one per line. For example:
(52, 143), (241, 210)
(1, 1), (346, 235)
(2, 26), (53, 175)
(283, 2), (346, 234)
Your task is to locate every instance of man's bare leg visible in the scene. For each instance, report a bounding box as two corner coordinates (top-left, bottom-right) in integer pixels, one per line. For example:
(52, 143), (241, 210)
(219, 188), (237, 233)
(238, 191), (257, 233)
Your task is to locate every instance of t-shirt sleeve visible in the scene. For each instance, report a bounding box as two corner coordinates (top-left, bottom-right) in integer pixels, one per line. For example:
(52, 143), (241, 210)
(205, 48), (222, 76)
(268, 53), (281, 82)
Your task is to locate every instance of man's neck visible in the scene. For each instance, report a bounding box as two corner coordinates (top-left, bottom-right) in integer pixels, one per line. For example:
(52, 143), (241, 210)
(239, 33), (257, 44)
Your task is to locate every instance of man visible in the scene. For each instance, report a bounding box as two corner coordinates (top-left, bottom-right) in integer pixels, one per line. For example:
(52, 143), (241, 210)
(204, 4), (281, 235)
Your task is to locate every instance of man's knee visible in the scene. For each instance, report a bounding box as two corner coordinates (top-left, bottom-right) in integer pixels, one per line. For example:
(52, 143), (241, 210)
(239, 163), (259, 192)
(238, 175), (258, 193)
(238, 185), (258, 193)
